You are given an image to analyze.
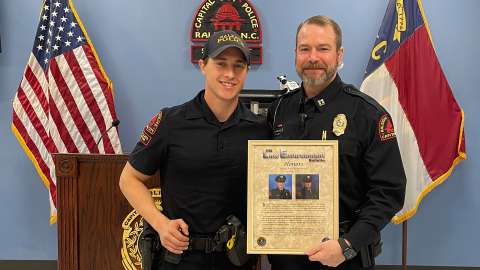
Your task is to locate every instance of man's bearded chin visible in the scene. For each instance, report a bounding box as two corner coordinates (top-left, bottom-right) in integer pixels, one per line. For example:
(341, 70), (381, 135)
(297, 64), (337, 88)
(301, 73), (327, 87)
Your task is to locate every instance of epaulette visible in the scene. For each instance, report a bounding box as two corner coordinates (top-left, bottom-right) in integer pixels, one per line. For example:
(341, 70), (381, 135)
(342, 84), (386, 113)
(162, 105), (180, 118)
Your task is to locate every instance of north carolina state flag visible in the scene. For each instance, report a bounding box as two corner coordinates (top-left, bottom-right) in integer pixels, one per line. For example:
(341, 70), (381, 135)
(360, 0), (466, 224)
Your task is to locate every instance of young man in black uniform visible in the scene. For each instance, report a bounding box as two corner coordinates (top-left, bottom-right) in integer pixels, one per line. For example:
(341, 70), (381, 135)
(119, 30), (270, 270)
(267, 16), (406, 269)
(269, 175), (292, 199)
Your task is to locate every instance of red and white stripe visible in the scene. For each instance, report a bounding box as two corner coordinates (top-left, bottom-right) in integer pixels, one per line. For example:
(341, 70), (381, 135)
(361, 24), (466, 224)
(12, 44), (122, 223)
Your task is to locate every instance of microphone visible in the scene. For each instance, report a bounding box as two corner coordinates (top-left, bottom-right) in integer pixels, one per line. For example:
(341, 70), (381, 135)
(95, 120), (120, 152)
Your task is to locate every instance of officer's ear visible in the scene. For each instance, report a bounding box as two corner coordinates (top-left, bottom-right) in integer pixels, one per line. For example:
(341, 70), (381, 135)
(337, 46), (344, 66)
(198, 58), (208, 75)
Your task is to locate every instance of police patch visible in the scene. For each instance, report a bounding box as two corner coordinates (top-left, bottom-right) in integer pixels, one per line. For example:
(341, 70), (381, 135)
(378, 114), (396, 141)
(140, 111), (163, 145)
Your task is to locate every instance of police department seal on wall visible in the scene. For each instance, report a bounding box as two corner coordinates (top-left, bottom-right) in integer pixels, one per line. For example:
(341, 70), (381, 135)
(121, 188), (162, 270)
(190, 0), (263, 64)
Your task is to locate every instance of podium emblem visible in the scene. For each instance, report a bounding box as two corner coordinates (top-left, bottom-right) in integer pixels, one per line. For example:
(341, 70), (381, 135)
(121, 188), (162, 270)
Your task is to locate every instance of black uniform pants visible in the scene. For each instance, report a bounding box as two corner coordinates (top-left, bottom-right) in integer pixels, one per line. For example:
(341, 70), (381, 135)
(157, 250), (255, 270)
(268, 254), (374, 270)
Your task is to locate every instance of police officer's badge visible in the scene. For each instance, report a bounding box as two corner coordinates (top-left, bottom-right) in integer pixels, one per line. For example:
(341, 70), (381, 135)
(332, 114), (347, 136)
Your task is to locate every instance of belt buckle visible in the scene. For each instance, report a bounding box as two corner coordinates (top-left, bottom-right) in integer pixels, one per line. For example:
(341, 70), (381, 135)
(187, 238), (193, 251)
(205, 238), (214, 253)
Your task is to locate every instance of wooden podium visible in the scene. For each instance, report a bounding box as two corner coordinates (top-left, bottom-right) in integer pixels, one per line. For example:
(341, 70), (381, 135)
(54, 153), (266, 270)
(54, 154), (159, 270)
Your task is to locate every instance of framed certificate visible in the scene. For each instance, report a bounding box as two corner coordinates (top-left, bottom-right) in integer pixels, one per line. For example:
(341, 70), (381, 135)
(247, 140), (339, 255)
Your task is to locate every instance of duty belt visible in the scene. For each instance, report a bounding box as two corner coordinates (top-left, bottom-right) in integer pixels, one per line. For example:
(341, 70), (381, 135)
(188, 236), (225, 253)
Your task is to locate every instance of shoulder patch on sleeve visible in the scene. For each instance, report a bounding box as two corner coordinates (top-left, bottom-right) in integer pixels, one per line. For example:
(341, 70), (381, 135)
(378, 114), (396, 141)
(140, 111), (163, 145)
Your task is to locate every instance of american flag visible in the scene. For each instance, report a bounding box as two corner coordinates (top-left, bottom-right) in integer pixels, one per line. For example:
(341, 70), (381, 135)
(361, 0), (466, 223)
(12, 0), (122, 223)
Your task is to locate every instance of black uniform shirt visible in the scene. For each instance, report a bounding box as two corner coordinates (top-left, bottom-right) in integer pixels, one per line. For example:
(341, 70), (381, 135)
(129, 90), (270, 235)
(297, 188), (318, 200)
(267, 75), (406, 250)
(269, 188), (292, 199)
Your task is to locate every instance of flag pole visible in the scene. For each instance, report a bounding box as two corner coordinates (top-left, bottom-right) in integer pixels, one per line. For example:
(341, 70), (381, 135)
(402, 220), (408, 270)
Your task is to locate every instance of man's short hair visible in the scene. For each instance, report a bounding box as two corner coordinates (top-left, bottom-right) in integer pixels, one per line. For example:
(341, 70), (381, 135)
(296, 15), (342, 49)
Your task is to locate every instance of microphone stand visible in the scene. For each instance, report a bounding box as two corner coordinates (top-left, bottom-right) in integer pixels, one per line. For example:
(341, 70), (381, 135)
(94, 120), (120, 153)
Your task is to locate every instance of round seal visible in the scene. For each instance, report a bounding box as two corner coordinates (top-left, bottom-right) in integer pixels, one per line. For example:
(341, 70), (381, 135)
(121, 188), (162, 270)
(257, 237), (267, 247)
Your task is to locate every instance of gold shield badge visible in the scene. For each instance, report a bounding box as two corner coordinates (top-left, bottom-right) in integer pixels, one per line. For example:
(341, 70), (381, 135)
(121, 188), (162, 270)
(332, 114), (347, 136)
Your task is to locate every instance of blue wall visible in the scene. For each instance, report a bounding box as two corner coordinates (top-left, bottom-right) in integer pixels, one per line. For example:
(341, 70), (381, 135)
(1, 0), (479, 266)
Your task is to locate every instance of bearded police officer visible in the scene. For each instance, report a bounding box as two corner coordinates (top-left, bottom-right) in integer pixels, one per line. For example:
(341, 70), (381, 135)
(296, 175), (318, 200)
(267, 15), (406, 270)
(120, 30), (270, 270)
